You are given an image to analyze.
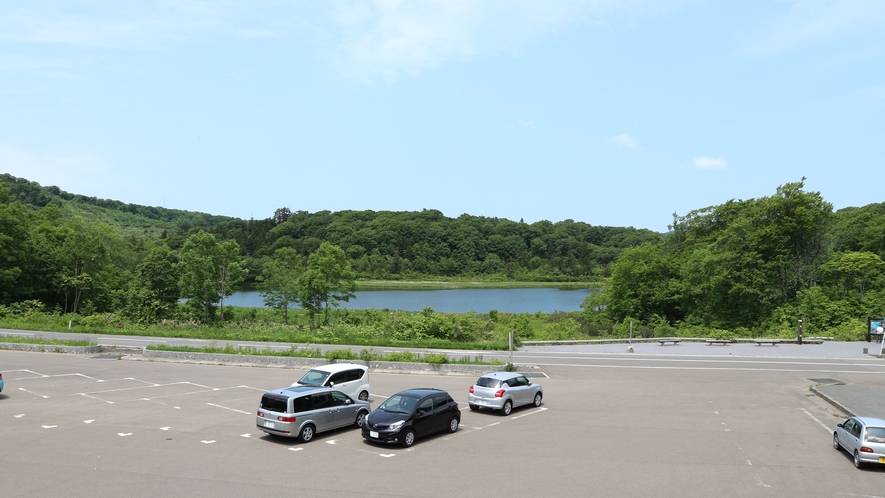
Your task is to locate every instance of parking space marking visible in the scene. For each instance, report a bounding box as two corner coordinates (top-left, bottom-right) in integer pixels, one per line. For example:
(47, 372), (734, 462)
(207, 402), (252, 415)
(160, 427), (171, 431)
(42, 425), (57, 429)
(201, 440), (215, 444)
(79, 393), (114, 404)
(84, 420), (94, 424)
(240, 434), (252, 438)
(118, 433), (132, 436)
(326, 440), (338, 445)
(14, 414), (24, 418)
(18, 387), (48, 398)
(288, 448), (303, 452)
(510, 406), (548, 420)
(802, 408), (832, 433)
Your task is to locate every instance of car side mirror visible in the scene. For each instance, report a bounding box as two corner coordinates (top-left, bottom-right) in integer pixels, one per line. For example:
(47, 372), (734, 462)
(837, 423), (843, 428)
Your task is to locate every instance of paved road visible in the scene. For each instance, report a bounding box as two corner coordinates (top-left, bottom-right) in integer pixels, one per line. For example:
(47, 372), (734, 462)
(1, 348), (883, 498)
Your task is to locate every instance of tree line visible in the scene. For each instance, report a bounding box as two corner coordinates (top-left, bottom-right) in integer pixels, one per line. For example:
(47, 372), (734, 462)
(583, 179), (885, 337)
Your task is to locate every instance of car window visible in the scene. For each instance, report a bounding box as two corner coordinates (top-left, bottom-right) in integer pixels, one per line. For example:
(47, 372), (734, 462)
(379, 395), (416, 414)
(346, 369), (364, 382)
(432, 395), (449, 409)
(311, 393), (332, 409)
(516, 376), (529, 386)
(419, 397), (434, 412)
(329, 371), (348, 384)
(260, 394), (288, 413)
(865, 426), (885, 442)
(292, 396), (311, 413)
(330, 391), (350, 406)
(476, 377), (503, 389)
(853, 423), (863, 438)
(299, 370), (330, 387)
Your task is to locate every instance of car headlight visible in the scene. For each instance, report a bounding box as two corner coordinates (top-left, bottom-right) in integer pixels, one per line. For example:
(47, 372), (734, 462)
(389, 420), (405, 430)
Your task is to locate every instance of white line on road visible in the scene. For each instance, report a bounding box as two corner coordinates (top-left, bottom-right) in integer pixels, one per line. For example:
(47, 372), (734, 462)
(160, 427), (171, 431)
(207, 403), (252, 415)
(512, 407), (548, 420)
(18, 388), (48, 398)
(288, 448), (303, 452)
(802, 408), (833, 433)
(42, 425), (57, 429)
(201, 440), (216, 444)
(118, 433), (132, 436)
(84, 420), (94, 424)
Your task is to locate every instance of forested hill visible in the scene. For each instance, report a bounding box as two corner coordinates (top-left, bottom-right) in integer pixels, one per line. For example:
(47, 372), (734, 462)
(0, 173), (234, 237)
(0, 174), (662, 282)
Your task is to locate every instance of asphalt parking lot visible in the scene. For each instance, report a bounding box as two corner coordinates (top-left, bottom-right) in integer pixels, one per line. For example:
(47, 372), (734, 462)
(2, 348), (884, 498)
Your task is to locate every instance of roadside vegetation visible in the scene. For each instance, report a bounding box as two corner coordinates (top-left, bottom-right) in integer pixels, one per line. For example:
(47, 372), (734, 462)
(1, 174), (883, 344)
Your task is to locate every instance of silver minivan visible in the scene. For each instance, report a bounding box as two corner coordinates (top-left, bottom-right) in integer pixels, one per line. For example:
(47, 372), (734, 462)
(257, 386), (370, 442)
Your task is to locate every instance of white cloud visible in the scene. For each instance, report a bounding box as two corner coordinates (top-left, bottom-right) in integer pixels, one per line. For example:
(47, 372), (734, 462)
(601, 133), (641, 149)
(740, 0), (885, 56)
(691, 156), (727, 170)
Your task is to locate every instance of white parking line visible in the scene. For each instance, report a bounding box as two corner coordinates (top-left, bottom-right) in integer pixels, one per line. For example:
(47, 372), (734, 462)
(802, 408), (833, 433)
(207, 402), (252, 415)
(18, 388), (48, 398)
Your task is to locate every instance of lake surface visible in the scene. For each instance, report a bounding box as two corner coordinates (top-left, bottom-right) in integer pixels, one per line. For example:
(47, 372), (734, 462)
(225, 288), (593, 314)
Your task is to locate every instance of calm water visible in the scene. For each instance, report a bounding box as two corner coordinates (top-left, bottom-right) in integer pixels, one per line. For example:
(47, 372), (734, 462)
(225, 288), (593, 314)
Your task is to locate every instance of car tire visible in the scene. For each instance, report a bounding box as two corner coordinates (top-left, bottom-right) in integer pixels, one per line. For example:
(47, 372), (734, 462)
(401, 429), (416, 448)
(501, 400), (512, 416)
(298, 424), (316, 443)
(469, 404), (479, 411)
(833, 433), (840, 450)
(533, 392), (542, 407)
(355, 410), (367, 428)
(854, 450), (864, 469)
(448, 417), (459, 433)
(358, 391), (369, 401)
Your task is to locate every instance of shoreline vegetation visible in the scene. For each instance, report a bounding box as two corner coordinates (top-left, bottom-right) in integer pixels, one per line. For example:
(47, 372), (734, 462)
(351, 280), (597, 290)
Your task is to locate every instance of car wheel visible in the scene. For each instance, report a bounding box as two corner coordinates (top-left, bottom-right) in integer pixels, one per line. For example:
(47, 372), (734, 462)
(298, 424), (315, 443)
(833, 433), (840, 450)
(448, 417), (459, 433)
(469, 404), (478, 411)
(355, 411), (367, 428)
(401, 429), (416, 448)
(501, 400), (512, 416)
(358, 391), (369, 401)
(854, 450), (864, 469)
(533, 392), (542, 407)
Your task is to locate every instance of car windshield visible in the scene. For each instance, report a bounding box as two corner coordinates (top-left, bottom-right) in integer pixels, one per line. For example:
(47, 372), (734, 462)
(476, 377), (503, 389)
(379, 394), (417, 414)
(297, 370), (330, 387)
(865, 427), (885, 442)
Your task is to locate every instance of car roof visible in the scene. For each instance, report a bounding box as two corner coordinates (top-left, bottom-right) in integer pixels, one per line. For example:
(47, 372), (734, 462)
(478, 372), (521, 380)
(265, 386), (331, 397)
(394, 388), (448, 399)
(855, 416), (885, 426)
(308, 363), (367, 374)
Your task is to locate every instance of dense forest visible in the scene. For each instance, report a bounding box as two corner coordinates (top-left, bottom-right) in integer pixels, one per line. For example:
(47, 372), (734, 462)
(2, 174), (884, 339)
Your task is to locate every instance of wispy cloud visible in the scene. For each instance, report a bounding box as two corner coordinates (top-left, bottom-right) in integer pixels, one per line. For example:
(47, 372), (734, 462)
(601, 133), (641, 149)
(740, 0), (885, 56)
(691, 156), (727, 170)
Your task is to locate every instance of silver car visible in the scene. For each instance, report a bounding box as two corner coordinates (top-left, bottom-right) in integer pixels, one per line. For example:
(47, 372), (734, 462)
(257, 386), (370, 442)
(833, 416), (885, 468)
(468, 372), (543, 415)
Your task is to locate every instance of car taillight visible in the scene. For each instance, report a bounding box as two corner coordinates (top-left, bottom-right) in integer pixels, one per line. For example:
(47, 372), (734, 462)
(257, 411), (263, 417)
(469, 386), (474, 393)
(278, 416), (296, 422)
(494, 389), (506, 398)
(861, 446), (874, 453)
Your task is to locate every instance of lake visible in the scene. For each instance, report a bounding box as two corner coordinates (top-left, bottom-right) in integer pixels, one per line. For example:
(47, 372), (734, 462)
(225, 288), (593, 314)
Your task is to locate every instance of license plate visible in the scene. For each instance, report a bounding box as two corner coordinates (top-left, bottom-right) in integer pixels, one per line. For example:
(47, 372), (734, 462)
(478, 400), (488, 406)
(880, 457), (885, 464)
(370, 431), (379, 438)
(264, 421), (275, 429)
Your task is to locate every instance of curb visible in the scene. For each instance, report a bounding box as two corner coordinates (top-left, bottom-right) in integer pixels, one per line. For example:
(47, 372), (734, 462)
(812, 386), (854, 417)
(0, 342), (103, 354)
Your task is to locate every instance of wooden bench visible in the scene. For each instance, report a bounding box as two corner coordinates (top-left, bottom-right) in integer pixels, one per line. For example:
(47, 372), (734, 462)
(705, 339), (731, 345)
(658, 339), (682, 346)
(755, 340), (780, 346)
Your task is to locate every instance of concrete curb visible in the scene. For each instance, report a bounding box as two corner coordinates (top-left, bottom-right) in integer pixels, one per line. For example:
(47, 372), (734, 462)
(142, 349), (508, 375)
(0, 342), (103, 354)
(811, 386), (854, 417)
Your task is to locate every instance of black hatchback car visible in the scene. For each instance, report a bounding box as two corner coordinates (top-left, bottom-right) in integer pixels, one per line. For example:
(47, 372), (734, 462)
(362, 388), (460, 447)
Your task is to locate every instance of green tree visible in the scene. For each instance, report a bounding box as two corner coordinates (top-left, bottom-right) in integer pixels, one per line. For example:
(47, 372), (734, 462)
(259, 248), (304, 325)
(824, 251), (885, 301)
(298, 242), (356, 328)
(178, 231), (246, 322)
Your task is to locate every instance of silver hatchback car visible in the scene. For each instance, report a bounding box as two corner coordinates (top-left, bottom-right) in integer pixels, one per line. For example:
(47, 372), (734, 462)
(257, 386), (370, 442)
(833, 416), (885, 468)
(468, 372), (543, 415)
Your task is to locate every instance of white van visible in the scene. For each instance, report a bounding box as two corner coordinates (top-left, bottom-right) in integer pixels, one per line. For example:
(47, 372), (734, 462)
(292, 363), (370, 401)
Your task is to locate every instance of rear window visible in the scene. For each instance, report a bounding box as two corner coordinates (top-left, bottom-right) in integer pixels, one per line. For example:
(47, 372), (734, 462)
(865, 427), (885, 442)
(476, 377), (503, 389)
(260, 394), (289, 413)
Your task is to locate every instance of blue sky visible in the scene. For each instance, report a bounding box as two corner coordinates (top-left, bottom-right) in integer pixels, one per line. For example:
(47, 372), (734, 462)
(1, 1), (883, 232)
